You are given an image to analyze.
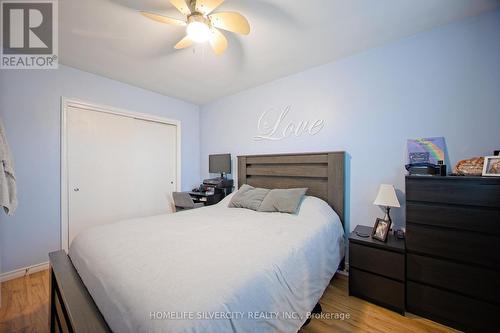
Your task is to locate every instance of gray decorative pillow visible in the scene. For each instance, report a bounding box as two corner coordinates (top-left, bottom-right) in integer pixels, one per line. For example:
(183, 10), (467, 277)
(228, 184), (270, 211)
(257, 188), (308, 214)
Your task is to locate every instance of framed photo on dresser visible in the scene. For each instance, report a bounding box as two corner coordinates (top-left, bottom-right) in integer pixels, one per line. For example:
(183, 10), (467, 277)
(482, 156), (500, 176)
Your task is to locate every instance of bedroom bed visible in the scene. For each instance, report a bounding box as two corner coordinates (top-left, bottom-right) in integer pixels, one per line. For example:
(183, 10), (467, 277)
(49, 152), (346, 333)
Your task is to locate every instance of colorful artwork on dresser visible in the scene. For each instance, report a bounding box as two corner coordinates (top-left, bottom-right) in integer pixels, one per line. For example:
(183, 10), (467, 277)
(407, 137), (447, 165)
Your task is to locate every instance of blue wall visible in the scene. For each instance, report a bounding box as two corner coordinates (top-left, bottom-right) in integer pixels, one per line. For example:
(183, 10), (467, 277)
(200, 10), (500, 234)
(2, 9), (500, 275)
(0, 65), (200, 273)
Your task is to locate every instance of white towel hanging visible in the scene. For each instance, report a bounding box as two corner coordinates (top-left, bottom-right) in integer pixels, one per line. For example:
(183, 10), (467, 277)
(0, 118), (17, 215)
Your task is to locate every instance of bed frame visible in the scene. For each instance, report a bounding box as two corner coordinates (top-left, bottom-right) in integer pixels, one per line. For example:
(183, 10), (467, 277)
(49, 151), (346, 332)
(238, 152), (345, 224)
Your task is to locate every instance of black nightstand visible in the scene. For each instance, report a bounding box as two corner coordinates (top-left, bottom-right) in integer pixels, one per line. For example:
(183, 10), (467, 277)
(348, 225), (405, 314)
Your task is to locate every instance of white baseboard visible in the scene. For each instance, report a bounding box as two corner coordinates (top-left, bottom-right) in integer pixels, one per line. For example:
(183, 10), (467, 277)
(0, 261), (49, 283)
(336, 261), (349, 277)
(336, 269), (349, 277)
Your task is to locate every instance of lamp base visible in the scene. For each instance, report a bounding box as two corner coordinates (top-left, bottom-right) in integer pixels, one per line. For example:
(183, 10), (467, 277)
(382, 206), (392, 224)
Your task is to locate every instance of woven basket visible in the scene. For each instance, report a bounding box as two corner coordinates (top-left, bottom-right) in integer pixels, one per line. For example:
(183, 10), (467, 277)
(454, 157), (484, 176)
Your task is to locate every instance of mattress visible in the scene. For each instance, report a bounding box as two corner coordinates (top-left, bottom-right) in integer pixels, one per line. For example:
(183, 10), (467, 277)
(69, 194), (345, 333)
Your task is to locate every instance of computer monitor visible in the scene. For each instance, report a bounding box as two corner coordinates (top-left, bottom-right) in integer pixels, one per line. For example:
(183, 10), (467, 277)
(209, 154), (231, 177)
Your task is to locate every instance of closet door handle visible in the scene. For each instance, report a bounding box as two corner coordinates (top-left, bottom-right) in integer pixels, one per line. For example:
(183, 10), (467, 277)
(74, 188), (80, 192)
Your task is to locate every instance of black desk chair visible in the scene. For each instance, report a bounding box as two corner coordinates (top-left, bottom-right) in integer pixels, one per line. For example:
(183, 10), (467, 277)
(172, 192), (204, 212)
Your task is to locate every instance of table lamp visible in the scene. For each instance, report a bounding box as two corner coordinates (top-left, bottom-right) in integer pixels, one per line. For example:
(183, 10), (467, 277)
(373, 184), (400, 224)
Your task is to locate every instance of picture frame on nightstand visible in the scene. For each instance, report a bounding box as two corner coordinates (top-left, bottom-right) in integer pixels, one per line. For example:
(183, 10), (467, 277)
(372, 218), (391, 242)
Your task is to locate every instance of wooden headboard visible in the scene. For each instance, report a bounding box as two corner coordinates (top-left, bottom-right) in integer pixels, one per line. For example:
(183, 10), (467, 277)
(238, 152), (346, 225)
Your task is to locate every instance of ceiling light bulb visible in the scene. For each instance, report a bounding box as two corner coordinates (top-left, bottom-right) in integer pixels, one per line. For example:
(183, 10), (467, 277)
(187, 22), (211, 43)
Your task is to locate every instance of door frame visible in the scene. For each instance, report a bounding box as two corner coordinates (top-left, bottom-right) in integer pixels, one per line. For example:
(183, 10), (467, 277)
(60, 97), (182, 252)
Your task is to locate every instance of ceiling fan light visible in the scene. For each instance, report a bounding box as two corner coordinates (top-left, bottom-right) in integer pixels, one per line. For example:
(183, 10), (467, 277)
(187, 21), (211, 43)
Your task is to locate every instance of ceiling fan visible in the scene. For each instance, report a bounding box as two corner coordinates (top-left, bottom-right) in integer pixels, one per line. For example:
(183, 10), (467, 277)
(141, 0), (250, 55)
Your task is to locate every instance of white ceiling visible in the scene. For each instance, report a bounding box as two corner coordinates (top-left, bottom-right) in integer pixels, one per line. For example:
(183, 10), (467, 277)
(60, 0), (500, 105)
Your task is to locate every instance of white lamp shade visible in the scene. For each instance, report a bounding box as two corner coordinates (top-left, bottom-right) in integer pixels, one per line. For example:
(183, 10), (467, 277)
(373, 184), (401, 208)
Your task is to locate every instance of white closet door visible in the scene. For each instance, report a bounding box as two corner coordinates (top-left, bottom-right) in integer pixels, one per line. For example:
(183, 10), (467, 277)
(67, 107), (177, 246)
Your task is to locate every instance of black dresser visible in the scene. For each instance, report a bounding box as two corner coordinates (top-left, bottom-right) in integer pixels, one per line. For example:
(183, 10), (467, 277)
(405, 176), (500, 333)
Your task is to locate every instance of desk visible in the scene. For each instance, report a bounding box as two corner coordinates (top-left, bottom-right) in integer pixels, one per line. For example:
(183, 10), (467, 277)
(188, 191), (225, 206)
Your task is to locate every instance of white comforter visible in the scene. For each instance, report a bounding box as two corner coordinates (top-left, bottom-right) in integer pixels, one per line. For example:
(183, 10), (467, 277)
(69, 195), (345, 333)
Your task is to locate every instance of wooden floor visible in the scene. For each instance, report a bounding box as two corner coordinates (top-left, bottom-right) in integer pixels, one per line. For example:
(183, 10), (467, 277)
(299, 274), (460, 333)
(0, 270), (49, 333)
(0, 270), (459, 333)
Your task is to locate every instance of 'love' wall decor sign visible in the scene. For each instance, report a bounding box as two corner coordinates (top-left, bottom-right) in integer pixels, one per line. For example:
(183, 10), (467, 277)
(253, 106), (325, 141)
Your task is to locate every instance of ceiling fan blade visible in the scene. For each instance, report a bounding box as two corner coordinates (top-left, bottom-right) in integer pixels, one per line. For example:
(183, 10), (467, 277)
(209, 28), (228, 55)
(141, 11), (186, 26)
(169, 0), (191, 16)
(209, 12), (250, 35)
(174, 36), (194, 49)
(195, 0), (224, 15)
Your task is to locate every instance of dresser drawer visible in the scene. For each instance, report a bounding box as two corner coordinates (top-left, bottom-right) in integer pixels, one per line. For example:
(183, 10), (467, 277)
(407, 281), (500, 333)
(406, 202), (500, 236)
(407, 254), (500, 304)
(350, 268), (404, 314)
(406, 177), (500, 208)
(406, 223), (500, 269)
(349, 243), (404, 281)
